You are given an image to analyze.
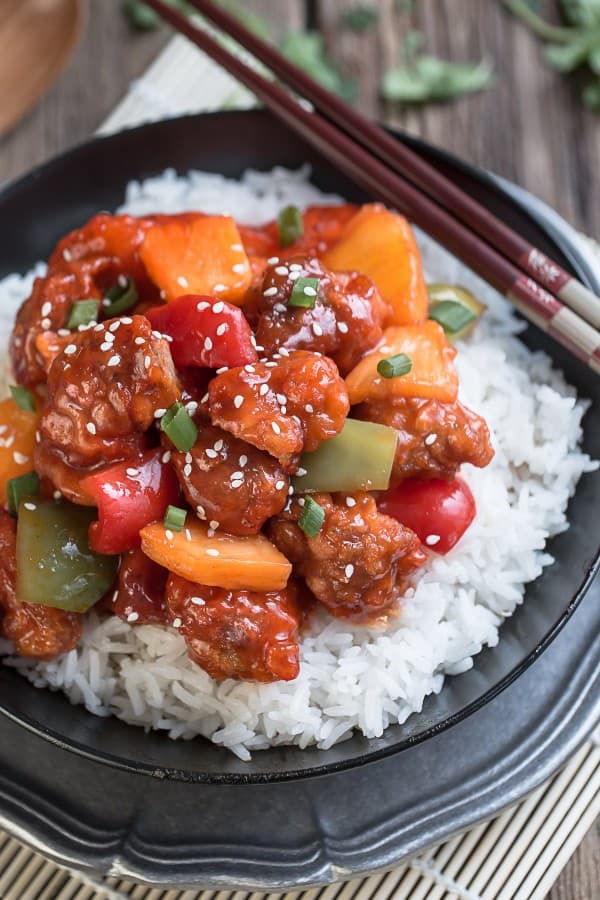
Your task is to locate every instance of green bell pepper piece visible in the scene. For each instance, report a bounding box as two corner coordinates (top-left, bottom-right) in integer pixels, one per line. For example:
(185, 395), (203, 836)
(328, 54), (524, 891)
(16, 500), (119, 613)
(292, 418), (398, 493)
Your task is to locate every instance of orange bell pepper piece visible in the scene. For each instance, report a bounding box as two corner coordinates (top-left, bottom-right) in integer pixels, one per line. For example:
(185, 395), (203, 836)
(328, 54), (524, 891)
(140, 215), (252, 305)
(323, 203), (428, 325)
(140, 518), (292, 592)
(345, 321), (458, 405)
(0, 397), (40, 505)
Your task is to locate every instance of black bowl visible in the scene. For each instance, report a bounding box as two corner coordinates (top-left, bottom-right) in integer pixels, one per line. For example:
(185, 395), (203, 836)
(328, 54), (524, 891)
(0, 110), (598, 784)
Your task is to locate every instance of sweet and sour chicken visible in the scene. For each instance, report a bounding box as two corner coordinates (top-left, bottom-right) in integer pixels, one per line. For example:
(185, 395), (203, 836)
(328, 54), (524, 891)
(0, 202), (493, 681)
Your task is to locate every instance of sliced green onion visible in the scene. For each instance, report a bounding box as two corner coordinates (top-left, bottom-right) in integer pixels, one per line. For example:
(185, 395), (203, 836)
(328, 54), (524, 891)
(288, 276), (320, 309)
(160, 402), (198, 452)
(298, 496), (325, 538)
(7, 471), (40, 518)
(377, 353), (412, 379)
(9, 385), (36, 413)
(67, 299), (100, 330)
(103, 277), (138, 316)
(164, 504), (187, 532)
(429, 299), (477, 335)
(277, 205), (304, 247)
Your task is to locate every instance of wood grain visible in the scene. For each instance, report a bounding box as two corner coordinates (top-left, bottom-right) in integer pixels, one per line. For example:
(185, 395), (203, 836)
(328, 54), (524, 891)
(0, 2), (597, 897)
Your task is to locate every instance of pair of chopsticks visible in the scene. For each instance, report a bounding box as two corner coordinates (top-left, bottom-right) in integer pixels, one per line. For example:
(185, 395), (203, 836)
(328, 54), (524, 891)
(143, 0), (600, 374)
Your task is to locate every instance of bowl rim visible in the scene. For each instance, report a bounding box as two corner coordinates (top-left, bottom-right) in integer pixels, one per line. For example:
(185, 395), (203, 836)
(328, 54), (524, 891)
(0, 108), (599, 784)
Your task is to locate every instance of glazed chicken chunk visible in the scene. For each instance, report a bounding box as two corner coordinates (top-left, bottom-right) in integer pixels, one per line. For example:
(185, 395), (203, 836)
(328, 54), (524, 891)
(165, 574), (307, 682)
(167, 422), (289, 535)
(269, 493), (426, 620)
(356, 396), (494, 485)
(35, 315), (180, 503)
(208, 350), (349, 470)
(245, 256), (389, 375)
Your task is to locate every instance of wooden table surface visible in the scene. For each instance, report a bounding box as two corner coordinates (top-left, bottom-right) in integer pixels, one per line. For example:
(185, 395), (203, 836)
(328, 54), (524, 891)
(0, 1), (598, 897)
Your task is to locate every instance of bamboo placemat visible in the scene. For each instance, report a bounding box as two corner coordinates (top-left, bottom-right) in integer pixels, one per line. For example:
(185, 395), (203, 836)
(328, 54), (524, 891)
(1, 32), (599, 900)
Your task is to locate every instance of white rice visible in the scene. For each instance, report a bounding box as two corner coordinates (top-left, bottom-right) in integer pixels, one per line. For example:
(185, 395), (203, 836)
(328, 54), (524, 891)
(0, 167), (596, 760)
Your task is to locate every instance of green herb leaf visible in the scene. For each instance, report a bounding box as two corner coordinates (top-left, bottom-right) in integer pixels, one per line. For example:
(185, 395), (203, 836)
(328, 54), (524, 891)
(164, 505), (187, 532)
(298, 497), (325, 538)
(376, 353), (412, 379)
(341, 5), (379, 33)
(288, 276), (320, 309)
(279, 31), (356, 101)
(7, 472), (40, 518)
(67, 299), (100, 330)
(278, 205), (304, 248)
(560, 0), (600, 28)
(10, 385), (36, 413)
(383, 56), (493, 104)
(161, 402), (198, 452)
(124, 0), (160, 30)
(544, 37), (593, 71)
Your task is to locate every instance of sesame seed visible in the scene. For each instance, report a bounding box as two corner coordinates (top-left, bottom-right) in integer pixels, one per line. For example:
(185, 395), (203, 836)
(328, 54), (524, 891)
(183, 464), (192, 477)
(204, 336), (213, 351)
(279, 347), (290, 357)
(154, 408), (167, 418)
(134, 336), (145, 345)
(425, 534), (441, 546)
(273, 303), (287, 314)
(109, 321), (120, 332)
(232, 263), (245, 274)
(144, 355), (151, 369)
(275, 480), (286, 491)
(345, 564), (354, 579)
(281, 406), (287, 414)
(185, 528), (192, 542)
(205, 448), (218, 459)
(185, 452), (192, 464)
(271, 422), (281, 435)
(185, 401), (198, 416)
(274, 266), (289, 276)
(127, 612), (139, 623)
(64, 344), (77, 356)
(201, 392), (209, 404)
(104, 332), (115, 342)
(212, 301), (225, 314)
(337, 321), (349, 334)
(100, 342), (113, 352)
(276, 393), (287, 405)
(108, 355), (121, 367)
(213, 283), (227, 292)
(233, 395), (244, 409)
(239, 455), (248, 467)
(214, 439), (224, 451)
(165, 529), (174, 541)
(296, 467), (307, 477)
(267, 256), (280, 264)
(118, 274), (128, 288)
(57, 329), (70, 337)
(162, 451), (171, 464)
(126, 467), (139, 477)
(63, 249), (72, 262)
(298, 497), (305, 506)
(244, 364), (255, 373)
(191, 596), (205, 605)
(289, 263), (303, 271)
(231, 470), (244, 480)
(288, 485), (294, 495)
(40, 317), (51, 330)
(289, 270), (301, 281)
(231, 243), (243, 252)
(35, 430), (40, 443)
(196, 505), (206, 518)
(177, 276), (189, 288)
(263, 286), (278, 297)
(303, 286), (317, 297)
(231, 479), (243, 489)
(265, 361), (277, 368)
(94, 324), (104, 333)
(172, 617), (182, 628)
(121, 317), (133, 325)
(24, 502), (36, 511)
(53, 490), (62, 500)
(304, 403), (314, 414)
(209, 520), (219, 530)
(255, 345), (265, 352)
(205, 548), (220, 557)
(312, 323), (323, 337)
(425, 433), (437, 446)
(346, 497), (357, 508)
(13, 451), (28, 465)
(102, 298), (111, 308)
(86, 422), (97, 435)
(196, 301), (210, 311)
(216, 323), (228, 336)
(41, 302), (52, 316)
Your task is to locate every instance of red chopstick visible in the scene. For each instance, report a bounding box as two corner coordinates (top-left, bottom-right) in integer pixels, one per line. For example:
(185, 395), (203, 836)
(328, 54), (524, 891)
(188, 0), (600, 333)
(142, 0), (600, 374)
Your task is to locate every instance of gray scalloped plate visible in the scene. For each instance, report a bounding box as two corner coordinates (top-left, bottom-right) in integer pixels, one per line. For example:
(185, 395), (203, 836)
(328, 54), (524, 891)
(0, 110), (598, 888)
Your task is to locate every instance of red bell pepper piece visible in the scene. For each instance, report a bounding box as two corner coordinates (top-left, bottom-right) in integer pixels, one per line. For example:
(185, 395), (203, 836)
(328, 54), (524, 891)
(80, 449), (180, 555)
(146, 294), (258, 369)
(377, 477), (476, 555)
